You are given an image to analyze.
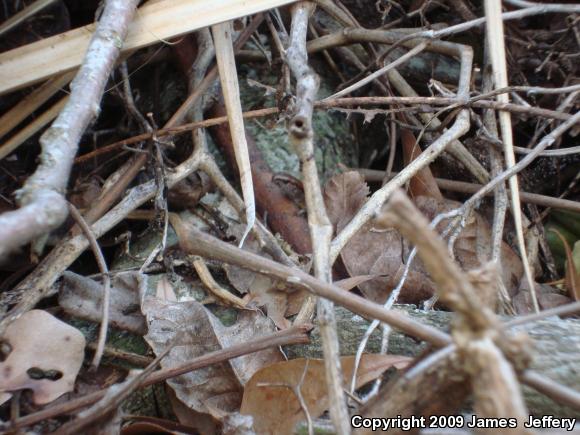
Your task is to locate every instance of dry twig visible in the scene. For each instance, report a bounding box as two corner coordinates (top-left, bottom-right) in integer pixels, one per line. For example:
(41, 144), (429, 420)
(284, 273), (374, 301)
(285, 3), (350, 432)
(0, 0), (139, 260)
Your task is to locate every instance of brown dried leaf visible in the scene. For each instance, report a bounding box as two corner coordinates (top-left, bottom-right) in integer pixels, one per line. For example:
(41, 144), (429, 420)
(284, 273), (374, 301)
(324, 171), (434, 303)
(59, 271), (147, 335)
(323, 172), (523, 304)
(513, 283), (573, 314)
(0, 310), (85, 405)
(324, 170), (369, 231)
(240, 355), (411, 435)
(401, 129), (442, 200)
(222, 209), (307, 328)
(142, 295), (282, 427)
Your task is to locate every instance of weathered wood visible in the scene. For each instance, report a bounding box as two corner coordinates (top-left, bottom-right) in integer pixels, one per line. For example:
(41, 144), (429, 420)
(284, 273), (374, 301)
(0, 0), (297, 95)
(285, 306), (580, 417)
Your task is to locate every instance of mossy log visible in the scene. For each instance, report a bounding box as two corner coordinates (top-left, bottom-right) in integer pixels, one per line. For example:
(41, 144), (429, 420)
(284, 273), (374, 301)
(285, 305), (580, 418)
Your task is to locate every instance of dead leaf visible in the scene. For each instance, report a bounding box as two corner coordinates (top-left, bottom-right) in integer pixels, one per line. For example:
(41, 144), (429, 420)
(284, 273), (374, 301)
(141, 295), (282, 430)
(220, 205), (307, 328)
(513, 282), (573, 314)
(324, 171), (369, 232)
(324, 171), (434, 303)
(240, 355), (411, 435)
(0, 310), (85, 405)
(323, 171), (523, 304)
(401, 128), (443, 200)
(60, 271), (147, 335)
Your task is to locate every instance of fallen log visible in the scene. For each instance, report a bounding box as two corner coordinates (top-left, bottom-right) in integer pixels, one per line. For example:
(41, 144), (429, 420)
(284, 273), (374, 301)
(286, 305), (580, 418)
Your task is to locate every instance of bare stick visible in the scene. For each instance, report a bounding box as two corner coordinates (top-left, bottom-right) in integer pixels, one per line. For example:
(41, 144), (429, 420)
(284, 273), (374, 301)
(325, 42), (428, 100)
(67, 203), (110, 370)
(0, 0), (139, 261)
(212, 21), (256, 248)
(330, 41), (474, 263)
(285, 3), (350, 433)
(485, 0), (538, 313)
(192, 256), (246, 308)
(357, 169), (580, 213)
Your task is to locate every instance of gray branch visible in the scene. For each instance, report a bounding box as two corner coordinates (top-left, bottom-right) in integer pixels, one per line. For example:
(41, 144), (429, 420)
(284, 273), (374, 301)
(0, 0), (139, 260)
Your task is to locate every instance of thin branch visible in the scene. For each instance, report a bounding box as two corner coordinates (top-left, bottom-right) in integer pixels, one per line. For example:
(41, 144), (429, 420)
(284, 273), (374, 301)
(357, 168), (580, 213)
(67, 203), (110, 370)
(0, 0), (139, 261)
(285, 3), (350, 433)
(329, 40), (474, 263)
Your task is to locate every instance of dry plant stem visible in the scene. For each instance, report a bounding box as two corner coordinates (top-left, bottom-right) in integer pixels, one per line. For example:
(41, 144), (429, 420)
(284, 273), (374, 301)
(212, 21), (256, 248)
(0, 71), (74, 142)
(169, 216), (580, 410)
(3, 325), (310, 432)
(358, 169), (580, 213)
(385, 3), (580, 47)
(67, 203), (110, 370)
(285, 3), (350, 434)
(0, 96), (68, 160)
(506, 301), (580, 328)
(485, 0), (538, 313)
(330, 41), (474, 264)
(0, 0), (139, 261)
(192, 256), (246, 308)
(326, 42), (428, 100)
(0, 0), (58, 37)
(482, 49), (508, 264)
(74, 93), (574, 164)
(307, 27), (489, 184)
(462, 111), (580, 217)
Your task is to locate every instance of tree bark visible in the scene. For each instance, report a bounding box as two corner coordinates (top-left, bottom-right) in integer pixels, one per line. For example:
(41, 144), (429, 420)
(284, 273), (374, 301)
(285, 305), (580, 417)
